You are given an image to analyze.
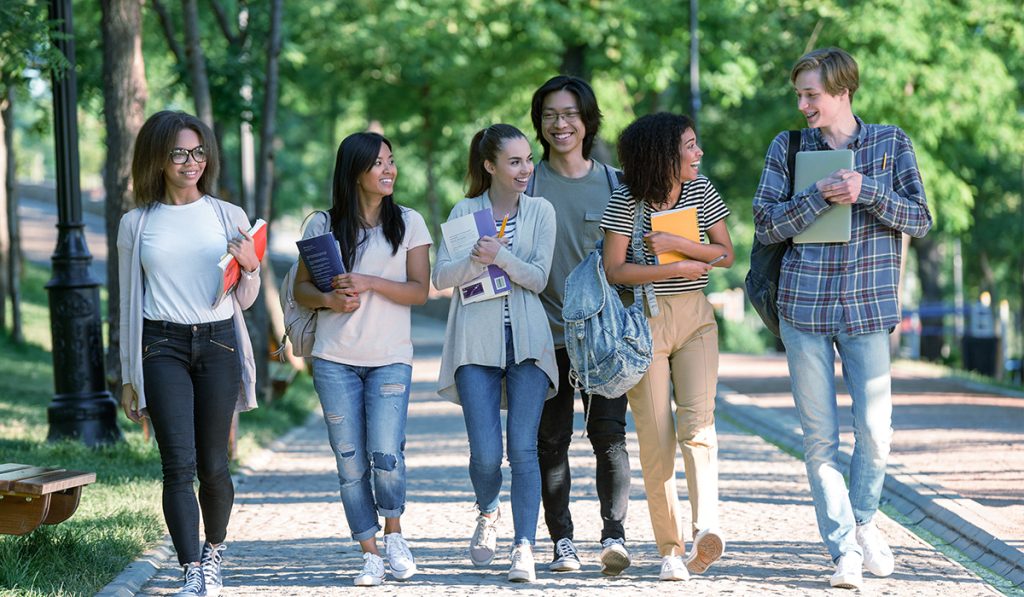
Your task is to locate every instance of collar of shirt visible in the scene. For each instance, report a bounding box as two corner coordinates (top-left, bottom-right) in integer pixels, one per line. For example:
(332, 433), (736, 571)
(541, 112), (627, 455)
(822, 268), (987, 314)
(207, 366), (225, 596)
(809, 114), (869, 150)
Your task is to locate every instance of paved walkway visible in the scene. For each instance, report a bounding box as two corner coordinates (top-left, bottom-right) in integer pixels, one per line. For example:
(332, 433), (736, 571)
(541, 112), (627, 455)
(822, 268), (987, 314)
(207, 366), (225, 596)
(122, 316), (1000, 596)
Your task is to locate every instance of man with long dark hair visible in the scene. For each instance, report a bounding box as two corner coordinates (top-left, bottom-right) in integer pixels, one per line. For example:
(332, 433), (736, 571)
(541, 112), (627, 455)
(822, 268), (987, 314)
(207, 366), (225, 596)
(529, 75), (632, 576)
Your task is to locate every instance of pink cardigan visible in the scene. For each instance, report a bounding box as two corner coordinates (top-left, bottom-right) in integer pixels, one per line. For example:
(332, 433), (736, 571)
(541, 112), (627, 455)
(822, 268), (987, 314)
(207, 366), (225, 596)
(117, 196), (261, 414)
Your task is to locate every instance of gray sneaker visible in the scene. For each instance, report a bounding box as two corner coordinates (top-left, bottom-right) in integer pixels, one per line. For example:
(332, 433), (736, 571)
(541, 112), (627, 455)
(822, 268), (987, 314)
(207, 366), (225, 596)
(599, 537), (631, 576)
(469, 509), (500, 566)
(200, 542), (226, 597)
(173, 562), (207, 596)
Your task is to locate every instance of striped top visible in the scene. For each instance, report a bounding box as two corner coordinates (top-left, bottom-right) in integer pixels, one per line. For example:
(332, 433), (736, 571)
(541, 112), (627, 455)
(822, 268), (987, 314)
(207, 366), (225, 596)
(600, 176), (730, 295)
(752, 117), (932, 335)
(496, 213), (517, 326)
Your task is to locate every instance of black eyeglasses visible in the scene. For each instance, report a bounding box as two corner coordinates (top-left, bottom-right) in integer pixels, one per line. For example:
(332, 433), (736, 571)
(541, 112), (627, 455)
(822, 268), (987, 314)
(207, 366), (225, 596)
(168, 146), (207, 165)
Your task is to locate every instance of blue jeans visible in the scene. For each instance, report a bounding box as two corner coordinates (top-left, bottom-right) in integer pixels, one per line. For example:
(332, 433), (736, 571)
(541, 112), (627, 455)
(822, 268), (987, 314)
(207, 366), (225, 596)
(455, 326), (549, 546)
(311, 359), (412, 541)
(779, 319), (893, 561)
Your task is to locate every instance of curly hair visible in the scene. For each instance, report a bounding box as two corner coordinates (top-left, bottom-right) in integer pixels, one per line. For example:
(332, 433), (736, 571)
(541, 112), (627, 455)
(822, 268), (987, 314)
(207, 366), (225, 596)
(616, 113), (695, 204)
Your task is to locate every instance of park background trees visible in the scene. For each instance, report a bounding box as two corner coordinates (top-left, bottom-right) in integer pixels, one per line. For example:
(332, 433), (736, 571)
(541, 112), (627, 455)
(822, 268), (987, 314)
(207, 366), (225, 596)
(2, 0), (1022, 384)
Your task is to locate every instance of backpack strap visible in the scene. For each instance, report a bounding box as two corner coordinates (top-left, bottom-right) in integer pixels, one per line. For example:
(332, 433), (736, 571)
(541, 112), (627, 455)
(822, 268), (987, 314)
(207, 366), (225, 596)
(629, 202), (660, 318)
(603, 163), (622, 191)
(785, 130), (800, 198)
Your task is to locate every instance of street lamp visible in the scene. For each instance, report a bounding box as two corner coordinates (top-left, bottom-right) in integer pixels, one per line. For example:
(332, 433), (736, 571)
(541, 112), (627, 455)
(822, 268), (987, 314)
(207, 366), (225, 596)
(45, 0), (122, 446)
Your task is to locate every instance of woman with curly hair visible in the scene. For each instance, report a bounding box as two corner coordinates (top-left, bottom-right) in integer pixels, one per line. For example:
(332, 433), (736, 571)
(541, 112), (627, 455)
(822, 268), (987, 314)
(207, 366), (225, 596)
(600, 112), (734, 582)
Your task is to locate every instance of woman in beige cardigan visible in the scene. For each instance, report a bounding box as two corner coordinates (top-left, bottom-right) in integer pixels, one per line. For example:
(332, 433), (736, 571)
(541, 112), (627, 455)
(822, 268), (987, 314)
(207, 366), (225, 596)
(433, 124), (557, 583)
(117, 111), (260, 597)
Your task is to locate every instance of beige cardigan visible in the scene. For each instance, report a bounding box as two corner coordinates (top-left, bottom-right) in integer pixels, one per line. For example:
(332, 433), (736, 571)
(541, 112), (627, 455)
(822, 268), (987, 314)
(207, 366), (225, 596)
(117, 196), (261, 414)
(432, 192), (558, 407)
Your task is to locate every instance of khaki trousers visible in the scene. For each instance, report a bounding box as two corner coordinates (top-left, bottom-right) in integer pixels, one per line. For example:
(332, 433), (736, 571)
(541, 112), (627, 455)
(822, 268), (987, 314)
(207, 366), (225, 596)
(627, 291), (719, 556)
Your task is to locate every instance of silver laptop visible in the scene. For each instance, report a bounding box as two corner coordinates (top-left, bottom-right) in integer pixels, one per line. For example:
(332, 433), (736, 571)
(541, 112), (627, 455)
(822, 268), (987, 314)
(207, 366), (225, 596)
(793, 149), (855, 244)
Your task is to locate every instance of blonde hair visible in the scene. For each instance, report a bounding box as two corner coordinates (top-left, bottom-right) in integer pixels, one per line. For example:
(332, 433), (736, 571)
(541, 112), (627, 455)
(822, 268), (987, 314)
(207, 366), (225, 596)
(790, 47), (859, 102)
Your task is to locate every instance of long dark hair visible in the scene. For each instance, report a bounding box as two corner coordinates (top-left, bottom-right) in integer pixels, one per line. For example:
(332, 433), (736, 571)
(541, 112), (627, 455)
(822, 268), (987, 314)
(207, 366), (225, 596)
(617, 112), (695, 204)
(465, 124), (528, 198)
(131, 110), (220, 207)
(530, 75), (602, 161)
(329, 132), (405, 272)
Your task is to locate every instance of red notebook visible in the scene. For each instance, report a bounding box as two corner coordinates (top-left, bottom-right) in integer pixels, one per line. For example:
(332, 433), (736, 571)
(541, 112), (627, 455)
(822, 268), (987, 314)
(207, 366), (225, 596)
(214, 219), (267, 307)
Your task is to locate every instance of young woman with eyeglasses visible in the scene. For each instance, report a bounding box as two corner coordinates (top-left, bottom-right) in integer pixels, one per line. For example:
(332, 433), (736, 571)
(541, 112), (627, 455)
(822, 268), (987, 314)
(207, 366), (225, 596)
(117, 110), (261, 597)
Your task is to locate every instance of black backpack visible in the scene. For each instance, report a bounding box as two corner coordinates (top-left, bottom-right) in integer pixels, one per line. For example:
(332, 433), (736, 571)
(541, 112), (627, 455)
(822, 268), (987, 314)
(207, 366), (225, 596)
(745, 130), (800, 338)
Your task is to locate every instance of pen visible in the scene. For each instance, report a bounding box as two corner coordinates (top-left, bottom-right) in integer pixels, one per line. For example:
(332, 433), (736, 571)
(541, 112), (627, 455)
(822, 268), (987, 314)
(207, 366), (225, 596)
(497, 213), (509, 238)
(708, 254), (727, 266)
(882, 152), (887, 170)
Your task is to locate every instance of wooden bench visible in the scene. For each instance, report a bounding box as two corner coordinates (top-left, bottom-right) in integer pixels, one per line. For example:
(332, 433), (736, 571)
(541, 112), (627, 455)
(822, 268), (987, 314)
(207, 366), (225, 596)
(0, 463), (96, 535)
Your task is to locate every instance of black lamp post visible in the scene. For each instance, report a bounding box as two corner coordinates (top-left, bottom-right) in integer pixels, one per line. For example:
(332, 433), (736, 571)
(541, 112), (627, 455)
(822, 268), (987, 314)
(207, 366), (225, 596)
(45, 0), (122, 446)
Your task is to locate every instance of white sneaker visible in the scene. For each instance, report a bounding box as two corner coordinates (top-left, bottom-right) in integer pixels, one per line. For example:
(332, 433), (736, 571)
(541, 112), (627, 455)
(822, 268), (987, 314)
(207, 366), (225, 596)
(384, 533), (417, 580)
(469, 510), (499, 566)
(830, 552), (864, 589)
(685, 528), (725, 574)
(508, 543), (536, 583)
(856, 521), (895, 577)
(200, 542), (226, 597)
(353, 552), (385, 587)
(659, 555), (690, 581)
(549, 537), (582, 572)
(599, 537), (631, 576)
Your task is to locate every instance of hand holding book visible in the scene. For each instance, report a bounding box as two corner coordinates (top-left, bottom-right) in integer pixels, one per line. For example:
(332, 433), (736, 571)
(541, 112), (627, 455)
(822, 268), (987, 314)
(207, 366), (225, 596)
(215, 219), (267, 307)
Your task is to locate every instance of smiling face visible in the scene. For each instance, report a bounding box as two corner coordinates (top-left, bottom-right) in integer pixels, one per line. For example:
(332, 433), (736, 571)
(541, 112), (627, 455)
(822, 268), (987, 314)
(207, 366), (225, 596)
(485, 136), (534, 195)
(162, 128), (207, 197)
(356, 142), (397, 200)
(540, 90), (586, 159)
(678, 128), (703, 182)
(794, 67), (850, 130)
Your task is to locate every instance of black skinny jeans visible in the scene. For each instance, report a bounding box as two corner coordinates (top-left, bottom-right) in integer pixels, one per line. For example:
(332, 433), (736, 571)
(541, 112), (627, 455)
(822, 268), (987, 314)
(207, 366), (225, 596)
(142, 318), (240, 565)
(537, 347), (630, 544)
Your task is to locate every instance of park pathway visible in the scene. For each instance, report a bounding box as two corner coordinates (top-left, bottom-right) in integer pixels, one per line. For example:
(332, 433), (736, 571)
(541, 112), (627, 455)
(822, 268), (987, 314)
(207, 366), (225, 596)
(119, 315), (1000, 596)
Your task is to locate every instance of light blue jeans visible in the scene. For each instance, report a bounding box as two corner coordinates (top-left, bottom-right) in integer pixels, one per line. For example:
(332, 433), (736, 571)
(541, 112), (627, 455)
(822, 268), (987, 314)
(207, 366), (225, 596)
(455, 326), (549, 546)
(311, 358), (412, 541)
(779, 319), (893, 561)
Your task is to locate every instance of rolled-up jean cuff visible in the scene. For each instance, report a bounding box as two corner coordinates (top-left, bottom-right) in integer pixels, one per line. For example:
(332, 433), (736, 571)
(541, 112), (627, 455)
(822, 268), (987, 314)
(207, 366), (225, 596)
(352, 523), (382, 542)
(378, 506), (405, 518)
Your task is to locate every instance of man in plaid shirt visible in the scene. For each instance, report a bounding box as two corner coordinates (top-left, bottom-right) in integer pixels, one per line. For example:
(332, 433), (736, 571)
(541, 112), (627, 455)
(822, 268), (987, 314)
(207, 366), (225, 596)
(752, 47), (932, 590)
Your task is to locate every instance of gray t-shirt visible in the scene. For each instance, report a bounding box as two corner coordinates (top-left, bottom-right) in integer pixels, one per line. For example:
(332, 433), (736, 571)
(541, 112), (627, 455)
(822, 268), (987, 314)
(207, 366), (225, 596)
(535, 160), (616, 347)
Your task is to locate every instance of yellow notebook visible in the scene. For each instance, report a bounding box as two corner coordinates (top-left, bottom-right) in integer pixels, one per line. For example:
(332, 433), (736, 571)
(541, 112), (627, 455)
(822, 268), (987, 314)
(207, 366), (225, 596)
(650, 206), (699, 264)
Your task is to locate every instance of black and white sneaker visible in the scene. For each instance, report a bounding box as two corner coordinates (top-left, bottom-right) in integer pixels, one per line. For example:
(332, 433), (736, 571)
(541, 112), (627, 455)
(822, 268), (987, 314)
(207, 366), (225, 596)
(200, 542), (226, 596)
(173, 562), (207, 596)
(548, 537), (581, 572)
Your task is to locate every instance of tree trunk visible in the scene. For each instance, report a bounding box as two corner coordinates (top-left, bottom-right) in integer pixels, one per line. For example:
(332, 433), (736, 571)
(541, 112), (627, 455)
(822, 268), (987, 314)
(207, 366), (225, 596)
(0, 81), (9, 333)
(912, 234), (945, 361)
(181, 0), (214, 129)
(249, 0), (284, 401)
(101, 0), (148, 392)
(2, 84), (21, 343)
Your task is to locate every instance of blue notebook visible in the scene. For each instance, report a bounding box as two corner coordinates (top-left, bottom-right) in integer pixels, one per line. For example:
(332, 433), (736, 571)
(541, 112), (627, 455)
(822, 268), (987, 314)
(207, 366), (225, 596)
(295, 232), (346, 292)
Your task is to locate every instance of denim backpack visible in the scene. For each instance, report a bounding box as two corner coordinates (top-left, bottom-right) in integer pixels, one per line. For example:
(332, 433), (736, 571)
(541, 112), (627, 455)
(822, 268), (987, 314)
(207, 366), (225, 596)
(274, 211), (327, 360)
(745, 130), (800, 338)
(562, 203), (658, 398)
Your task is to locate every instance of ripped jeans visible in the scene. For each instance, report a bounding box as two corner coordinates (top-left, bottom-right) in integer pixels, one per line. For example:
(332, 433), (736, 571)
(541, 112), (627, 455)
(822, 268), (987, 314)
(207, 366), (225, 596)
(311, 358), (412, 541)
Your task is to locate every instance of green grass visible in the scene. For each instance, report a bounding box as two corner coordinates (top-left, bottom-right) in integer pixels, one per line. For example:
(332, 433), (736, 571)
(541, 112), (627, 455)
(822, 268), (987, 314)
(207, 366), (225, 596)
(0, 263), (318, 596)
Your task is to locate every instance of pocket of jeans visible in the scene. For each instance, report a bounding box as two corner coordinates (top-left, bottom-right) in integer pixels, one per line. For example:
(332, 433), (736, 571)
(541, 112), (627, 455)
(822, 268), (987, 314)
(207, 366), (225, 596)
(209, 338), (237, 353)
(142, 337), (169, 361)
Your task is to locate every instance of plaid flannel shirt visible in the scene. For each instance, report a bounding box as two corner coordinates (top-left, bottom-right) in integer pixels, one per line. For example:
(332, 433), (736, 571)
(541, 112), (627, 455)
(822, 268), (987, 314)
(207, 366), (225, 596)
(752, 116), (932, 335)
